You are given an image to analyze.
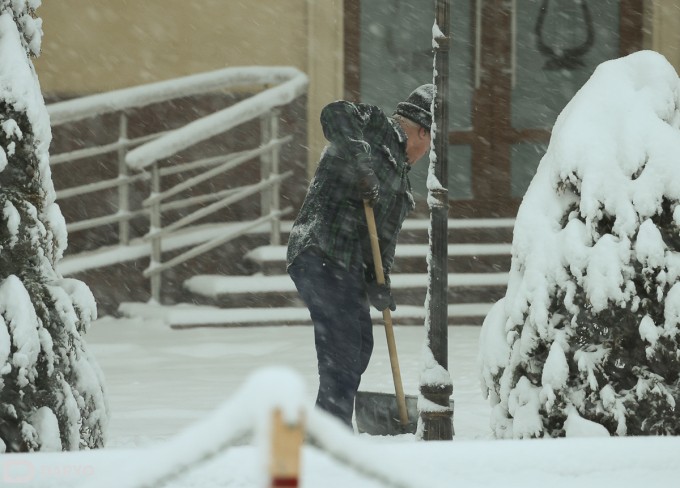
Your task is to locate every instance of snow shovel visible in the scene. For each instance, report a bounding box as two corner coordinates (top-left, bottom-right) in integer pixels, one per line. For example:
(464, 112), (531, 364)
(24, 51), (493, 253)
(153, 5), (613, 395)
(354, 201), (416, 435)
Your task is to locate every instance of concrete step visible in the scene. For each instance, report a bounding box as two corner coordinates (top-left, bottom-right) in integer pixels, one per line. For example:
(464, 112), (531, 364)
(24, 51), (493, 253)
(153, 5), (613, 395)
(246, 218), (514, 246)
(118, 301), (496, 327)
(183, 272), (508, 317)
(245, 243), (512, 275)
(165, 218), (514, 328)
(397, 218), (514, 245)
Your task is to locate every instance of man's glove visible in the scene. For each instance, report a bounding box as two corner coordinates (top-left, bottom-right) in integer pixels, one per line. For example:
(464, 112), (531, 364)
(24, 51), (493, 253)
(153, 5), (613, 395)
(366, 280), (396, 312)
(357, 172), (380, 207)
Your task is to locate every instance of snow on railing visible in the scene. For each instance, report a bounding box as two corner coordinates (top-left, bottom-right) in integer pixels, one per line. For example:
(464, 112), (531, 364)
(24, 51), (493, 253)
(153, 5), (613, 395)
(47, 66), (306, 125)
(48, 67), (307, 302)
(74, 368), (305, 488)
(73, 368), (421, 488)
(125, 69), (307, 169)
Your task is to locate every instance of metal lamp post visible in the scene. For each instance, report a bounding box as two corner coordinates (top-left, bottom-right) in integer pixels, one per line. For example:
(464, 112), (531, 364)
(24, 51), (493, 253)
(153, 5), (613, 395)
(419, 0), (453, 441)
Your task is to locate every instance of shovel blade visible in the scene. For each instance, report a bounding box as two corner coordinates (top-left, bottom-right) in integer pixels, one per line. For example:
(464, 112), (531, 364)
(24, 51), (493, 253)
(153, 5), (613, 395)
(355, 391), (419, 435)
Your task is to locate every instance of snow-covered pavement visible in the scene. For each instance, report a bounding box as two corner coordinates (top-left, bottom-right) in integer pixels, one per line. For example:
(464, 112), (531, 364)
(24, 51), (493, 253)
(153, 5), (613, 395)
(86, 317), (490, 446)
(7, 318), (680, 487)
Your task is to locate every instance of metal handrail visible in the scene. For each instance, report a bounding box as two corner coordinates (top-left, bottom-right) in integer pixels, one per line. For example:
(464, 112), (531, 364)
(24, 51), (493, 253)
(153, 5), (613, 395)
(126, 73), (306, 169)
(47, 66), (306, 125)
(144, 172), (293, 243)
(50, 131), (169, 165)
(48, 67), (308, 302)
(142, 137), (291, 207)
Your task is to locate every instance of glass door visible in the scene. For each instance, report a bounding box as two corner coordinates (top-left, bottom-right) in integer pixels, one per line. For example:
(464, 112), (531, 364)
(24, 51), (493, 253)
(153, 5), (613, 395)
(510, 0), (622, 197)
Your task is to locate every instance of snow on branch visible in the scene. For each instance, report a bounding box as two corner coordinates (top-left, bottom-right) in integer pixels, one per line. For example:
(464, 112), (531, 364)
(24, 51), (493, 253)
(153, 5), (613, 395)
(479, 50), (680, 439)
(0, 11), (50, 161)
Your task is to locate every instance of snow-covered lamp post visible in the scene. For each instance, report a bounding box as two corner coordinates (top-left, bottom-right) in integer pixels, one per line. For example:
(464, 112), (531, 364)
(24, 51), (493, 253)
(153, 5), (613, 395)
(419, 0), (453, 441)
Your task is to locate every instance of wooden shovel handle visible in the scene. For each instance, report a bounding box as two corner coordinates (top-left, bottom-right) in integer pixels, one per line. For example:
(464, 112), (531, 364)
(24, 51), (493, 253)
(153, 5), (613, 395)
(364, 203), (386, 286)
(363, 201), (409, 426)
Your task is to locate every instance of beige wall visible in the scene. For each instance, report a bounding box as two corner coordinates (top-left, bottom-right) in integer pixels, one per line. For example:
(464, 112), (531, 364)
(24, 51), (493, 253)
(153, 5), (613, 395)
(306, 0), (344, 177)
(35, 0), (309, 93)
(648, 1), (680, 73)
(36, 2), (680, 173)
(34, 0), (345, 169)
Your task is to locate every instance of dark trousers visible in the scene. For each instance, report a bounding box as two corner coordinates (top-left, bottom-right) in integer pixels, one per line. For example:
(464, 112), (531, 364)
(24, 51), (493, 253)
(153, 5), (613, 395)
(288, 248), (374, 427)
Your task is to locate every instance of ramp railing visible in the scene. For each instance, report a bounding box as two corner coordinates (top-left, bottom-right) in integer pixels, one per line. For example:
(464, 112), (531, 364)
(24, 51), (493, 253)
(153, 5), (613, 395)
(47, 67), (308, 302)
(68, 368), (422, 488)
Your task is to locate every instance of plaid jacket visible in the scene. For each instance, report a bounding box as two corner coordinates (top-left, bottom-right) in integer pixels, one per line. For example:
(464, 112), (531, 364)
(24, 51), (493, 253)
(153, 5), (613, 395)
(286, 101), (415, 277)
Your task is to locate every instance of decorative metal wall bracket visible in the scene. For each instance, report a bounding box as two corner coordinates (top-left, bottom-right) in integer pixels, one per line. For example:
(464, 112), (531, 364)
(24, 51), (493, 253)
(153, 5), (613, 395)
(535, 0), (595, 70)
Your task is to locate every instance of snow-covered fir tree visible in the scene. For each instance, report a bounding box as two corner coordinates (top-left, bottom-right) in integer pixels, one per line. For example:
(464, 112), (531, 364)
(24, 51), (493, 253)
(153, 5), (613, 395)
(0, 0), (108, 452)
(479, 51), (680, 438)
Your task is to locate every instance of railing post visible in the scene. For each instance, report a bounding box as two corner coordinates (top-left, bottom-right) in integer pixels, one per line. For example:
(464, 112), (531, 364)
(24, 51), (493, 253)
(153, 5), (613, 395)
(260, 112), (273, 221)
(118, 112), (130, 245)
(269, 408), (303, 488)
(150, 162), (162, 303)
(269, 108), (281, 246)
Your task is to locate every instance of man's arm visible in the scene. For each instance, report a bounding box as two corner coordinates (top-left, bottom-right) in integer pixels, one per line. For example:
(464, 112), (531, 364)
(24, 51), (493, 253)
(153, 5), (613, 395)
(320, 101), (387, 205)
(320, 101), (384, 165)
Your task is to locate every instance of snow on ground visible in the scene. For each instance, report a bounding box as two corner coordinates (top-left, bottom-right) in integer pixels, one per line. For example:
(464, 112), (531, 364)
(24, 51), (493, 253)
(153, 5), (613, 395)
(3, 319), (491, 487)
(86, 318), (490, 446)
(4, 317), (680, 487)
(118, 302), (494, 327)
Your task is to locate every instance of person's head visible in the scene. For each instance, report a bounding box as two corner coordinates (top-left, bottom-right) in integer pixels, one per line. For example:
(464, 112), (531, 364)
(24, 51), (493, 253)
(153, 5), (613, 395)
(393, 84), (434, 164)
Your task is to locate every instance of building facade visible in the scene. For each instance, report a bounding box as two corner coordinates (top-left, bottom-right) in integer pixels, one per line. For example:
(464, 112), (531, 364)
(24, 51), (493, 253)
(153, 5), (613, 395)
(35, 1), (680, 218)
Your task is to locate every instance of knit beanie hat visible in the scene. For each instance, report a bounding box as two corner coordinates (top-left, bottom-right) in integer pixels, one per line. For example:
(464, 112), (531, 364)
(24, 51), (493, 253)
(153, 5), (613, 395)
(394, 84), (435, 131)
